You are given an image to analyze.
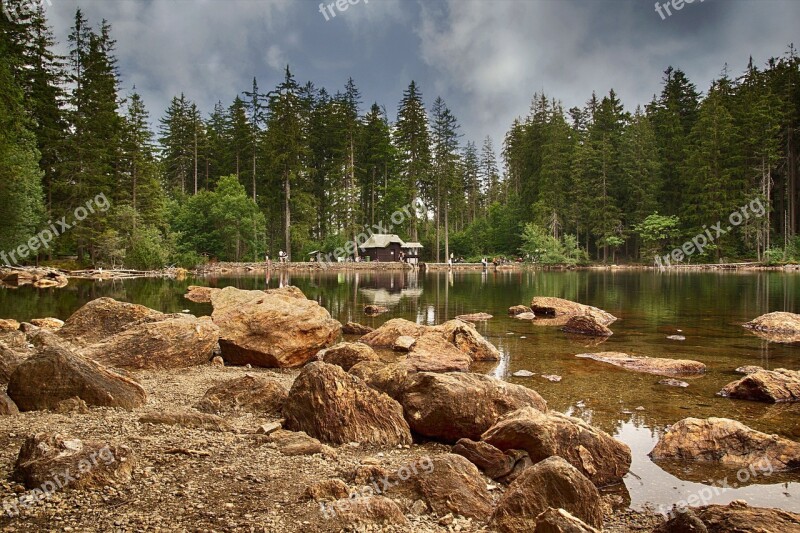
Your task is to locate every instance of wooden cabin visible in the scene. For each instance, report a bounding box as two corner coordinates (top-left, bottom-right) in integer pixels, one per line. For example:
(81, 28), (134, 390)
(359, 234), (406, 262)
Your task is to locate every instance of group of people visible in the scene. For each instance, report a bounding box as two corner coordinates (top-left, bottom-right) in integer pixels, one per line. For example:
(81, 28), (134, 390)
(265, 250), (288, 267)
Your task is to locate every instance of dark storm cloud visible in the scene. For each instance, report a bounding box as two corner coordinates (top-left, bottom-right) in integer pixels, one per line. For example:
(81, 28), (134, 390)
(43, 0), (800, 151)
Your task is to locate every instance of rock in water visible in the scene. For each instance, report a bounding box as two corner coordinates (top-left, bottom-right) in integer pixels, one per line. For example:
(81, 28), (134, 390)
(283, 362), (412, 446)
(80, 315), (219, 370)
(561, 315), (613, 337)
(735, 365), (763, 375)
(743, 311), (800, 343)
(316, 342), (378, 371)
(530, 297), (617, 325)
(363, 305), (389, 316)
(696, 501), (800, 531)
(184, 285), (215, 303)
(13, 433), (135, 490)
(415, 454), (493, 520)
(455, 312), (493, 321)
(400, 372), (547, 442)
(649, 417), (800, 471)
(490, 456), (604, 532)
(195, 374), (288, 415)
(57, 297), (166, 347)
(718, 369), (800, 403)
(7, 341), (147, 411)
(659, 379), (690, 388)
(513, 370), (535, 378)
(210, 286), (341, 368)
(482, 407), (631, 487)
(29, 318), (64, 331)
(576, 352), (706, 377)
(342, 321), (374, 335)
(508, 305), (533, 317)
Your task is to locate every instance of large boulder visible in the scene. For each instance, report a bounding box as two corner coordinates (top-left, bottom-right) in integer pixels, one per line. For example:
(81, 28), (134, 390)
(195, 374), (288, 415)
(490, 456), (604, 532)
(349, 360), (413, 400)
(718, 369), (800, 403)
(400, 372), (547, 442)
(404, 334), (472, 372)
(30, 318), (64, 331)
(0, 319), (20, 330)
(283, 362), (412, 446)
(694, 501), (800, 532)
(7, 341), (147, 411)
(80, 315), (219, 370)
(650, 417), (800, 472)
(0, 342), (22, 384)
(359, 318), (500, 364)
(576, 352), (706, 377)
(415, 454), (494, 520)
(211, 287), (341, 368)
(13, 433), (135, 490)
(57, 297), (165, 347)
(742, 311), (800, 343)
(561, 315), (613, 337)
(482, 407), (631, 487)
(530, 297), (616, 325)
(452, 438), (517, 479)
(316, 342), (379, 371)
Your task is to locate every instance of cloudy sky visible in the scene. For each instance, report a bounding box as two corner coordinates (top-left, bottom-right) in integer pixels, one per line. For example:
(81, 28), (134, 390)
(45, 0), (800, 148)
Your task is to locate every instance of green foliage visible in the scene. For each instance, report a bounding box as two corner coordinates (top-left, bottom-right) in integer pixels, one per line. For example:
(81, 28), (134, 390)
(634, 213), (681, 258)
(127, 226), (173, 270)
(520, 223), (588, 265)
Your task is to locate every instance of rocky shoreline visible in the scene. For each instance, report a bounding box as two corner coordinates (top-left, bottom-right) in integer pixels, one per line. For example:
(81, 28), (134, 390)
(0, 288), (798, 531)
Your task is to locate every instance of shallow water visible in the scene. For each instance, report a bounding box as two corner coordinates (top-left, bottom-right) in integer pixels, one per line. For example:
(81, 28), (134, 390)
(2, 269), (799, 513)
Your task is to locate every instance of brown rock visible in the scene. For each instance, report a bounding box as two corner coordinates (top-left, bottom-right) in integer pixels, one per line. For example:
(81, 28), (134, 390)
(392, 335), (417, 352)
(452, 438), (516, 479)
(439, 319), (502, 362)
(482, 407), (631, 487)
(531, 297), (617, 325)
(718, 369), (800, 403)
(696, 500), (800, 532)
(509, 305), (533, 317)
(0, 391), (19, 415)
(649, 417), (800, 471)
(498, 451), (534, 484)
(415, 454), (493, 520)
(283, 362), (412, 446)
(491, 456), (604, 532)
(54, 397), (90, 414)
(576, 352), (706, 377)
(29, 318), (64, 331)
(358, 318), (426, 347)
(743, 311), (800, 343)
(304, 479), (350, 501)
(0, 342), (22, 384)
(81, 315), (219, 370)
(7, 341), (147, 411)
(363, 305), (389, 316)
(406, 334), (472, 372)
(14, 433), (135, 490)
(456, 312), (493, 321)
(195, 374), (288, 415)
(211, 287), (341, 368)
(534, 508), (601, 533)
(561, 315), (613, 337)
(0, 319), (20, 331)
(184, 285), (215, 303)
(343, 321), (374, 335)
(400, 372), (547, 442)
(321, 496), (410, 527)
(735, 365), (763, 375)
(317, 342), (378, 371)
(515, 312), (538, 320)
(352, 361), (413, 400)
(653, 508), (708, 533)
(347, 360), (388, 381)
(269, 429), (324, 456)
(139, 410), (232, 432)
(57, 297), (165, 347)
(211, 355), (224, 367)
(659, 379), (690, 388)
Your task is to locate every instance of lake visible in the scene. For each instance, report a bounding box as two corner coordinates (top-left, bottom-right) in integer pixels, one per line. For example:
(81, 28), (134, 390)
(2, 269), (799, 513)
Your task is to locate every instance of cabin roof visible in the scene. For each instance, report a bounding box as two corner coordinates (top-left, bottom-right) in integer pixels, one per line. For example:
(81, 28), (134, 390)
(360, 234), (406, 249)
(403, 242), (423, 249)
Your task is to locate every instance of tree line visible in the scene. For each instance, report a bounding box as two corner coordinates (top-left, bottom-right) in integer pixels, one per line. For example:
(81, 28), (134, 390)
(1, 4), (799, 268)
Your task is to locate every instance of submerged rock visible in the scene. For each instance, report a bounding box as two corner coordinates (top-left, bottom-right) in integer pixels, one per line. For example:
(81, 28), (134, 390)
(211, 286), (341, 368)
(734, 365), (763, 375)
(561, 315), (613, 337)
(283, 362), (412, 446)
(718, 369), (800, 403)
(400, 372), (547, 442)
(659, 379), (690, 388)
(650, 417), (800, 471)
(363, 305), (389, 316)
(512, 370), (535, 378)
(508, 305), (533, 317)
(455, 312), (493, 321)
(575, 352), (706, 377)
(490, 456), (604, 532)
(482, 407), (631, 487)
(695, 500), (800, 532)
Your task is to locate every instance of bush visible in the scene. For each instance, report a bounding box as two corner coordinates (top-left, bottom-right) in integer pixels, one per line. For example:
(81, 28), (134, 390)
(520, 223), (588, 265)
(127, 226), (173, 270)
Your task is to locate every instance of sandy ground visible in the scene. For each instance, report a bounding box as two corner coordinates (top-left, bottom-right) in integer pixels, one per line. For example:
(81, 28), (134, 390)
(0, 364), (662, 532)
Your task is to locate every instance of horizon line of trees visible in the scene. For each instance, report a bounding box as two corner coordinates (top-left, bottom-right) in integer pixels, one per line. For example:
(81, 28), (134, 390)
(1, 2), (799, 269)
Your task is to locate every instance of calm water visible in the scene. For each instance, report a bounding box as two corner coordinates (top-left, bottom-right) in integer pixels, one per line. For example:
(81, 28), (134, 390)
(2, 269), (799, 513)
